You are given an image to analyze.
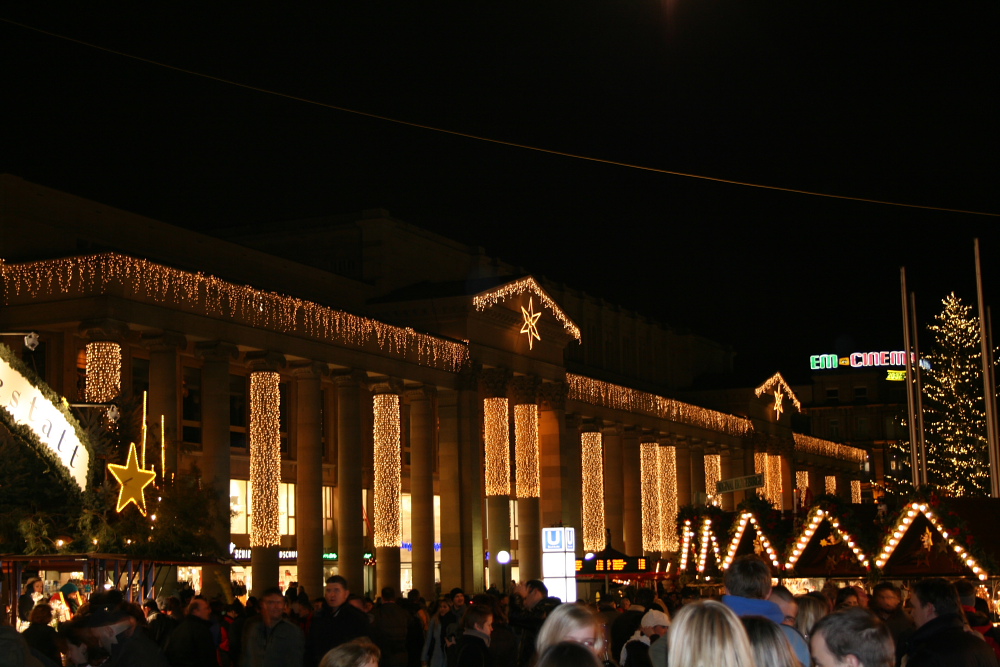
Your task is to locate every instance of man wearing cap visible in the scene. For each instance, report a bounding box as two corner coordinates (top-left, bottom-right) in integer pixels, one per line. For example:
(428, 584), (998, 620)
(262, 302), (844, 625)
(620, 609), (670, 667)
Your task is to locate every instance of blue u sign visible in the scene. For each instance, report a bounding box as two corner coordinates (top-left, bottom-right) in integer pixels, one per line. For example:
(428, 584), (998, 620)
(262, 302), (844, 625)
(543, 528), (564, 552)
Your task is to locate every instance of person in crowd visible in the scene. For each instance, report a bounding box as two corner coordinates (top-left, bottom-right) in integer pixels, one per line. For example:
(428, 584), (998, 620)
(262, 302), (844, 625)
(18, 577), (46, 632)
(321, 637), (382, 667)
(449, 590), (468, 622)
(810, 607), (894, 667)
(899, 578), (998, 667)
(721, 555), (810, 667)
(475, 594), (517, 667)
(535, 641), (603, 667)
(370, 586), (421, 667)
(620, 609), (670, 667)
(164, 596), (216, 667)
(22, 603), (62, 666)
(148, 596), (183, 649)
(422, 598), (456, 667)
(795, 593), (830, 644)
(406, 590), (430, 633)
(308, 576), (371, 667)
(50, 582), (82, 626)
(535, 603), (604, 659)
(453, 604), (493, 667)
(77, 590), (170, 667)
(509, 580), (557, 667)
(242, 586), (305, 667)
(851, 586), (870, 610)
(955, 580), (1000, 661)
(741, 615), (801, 667)
(835, 587), (861, 610)
(769, 585), (799, 628)
(610, 588), (655, 662)
(667, 600), (756, 667)
(867, 582), (913, 653)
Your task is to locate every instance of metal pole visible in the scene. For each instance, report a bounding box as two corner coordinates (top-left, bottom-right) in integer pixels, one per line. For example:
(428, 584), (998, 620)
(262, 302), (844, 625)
(988, 307), (999, 496)
(911, 292), (928, 486)
(975, 238), (1000, 497)
(901, 268), (921, 486)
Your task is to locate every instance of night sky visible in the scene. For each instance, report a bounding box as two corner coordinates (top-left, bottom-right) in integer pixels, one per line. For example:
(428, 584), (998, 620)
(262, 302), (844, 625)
(3, 2), (998, 384)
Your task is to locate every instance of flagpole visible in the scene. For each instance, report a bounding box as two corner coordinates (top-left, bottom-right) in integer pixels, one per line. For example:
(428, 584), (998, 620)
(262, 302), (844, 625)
(974, 239), (1000, 497)
(910, 292), (928, 486)
(901, 267), (921, 487)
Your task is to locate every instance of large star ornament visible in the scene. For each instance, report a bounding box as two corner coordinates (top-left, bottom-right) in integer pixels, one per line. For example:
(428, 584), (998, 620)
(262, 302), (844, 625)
(773, 389), (784, 419)
(108, 442), (157, 516)
(520, 297), (542, 350)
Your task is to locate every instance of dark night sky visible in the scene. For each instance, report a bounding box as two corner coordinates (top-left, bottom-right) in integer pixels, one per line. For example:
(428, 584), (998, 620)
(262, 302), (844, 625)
(3, 2), (998, 384)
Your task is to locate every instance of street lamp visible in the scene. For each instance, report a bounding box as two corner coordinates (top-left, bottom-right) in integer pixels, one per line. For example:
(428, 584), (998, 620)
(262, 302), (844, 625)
(497, 550), (511, 593)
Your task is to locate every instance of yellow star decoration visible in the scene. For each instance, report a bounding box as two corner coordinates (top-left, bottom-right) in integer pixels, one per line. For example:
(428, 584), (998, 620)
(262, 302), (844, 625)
(520, 297), (542, 350)
(108, 442), (157, 516)
(773, 389), (784, 419)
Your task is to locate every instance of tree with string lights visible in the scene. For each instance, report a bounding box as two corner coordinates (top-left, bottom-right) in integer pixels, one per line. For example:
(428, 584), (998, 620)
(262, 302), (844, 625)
(922, 293), (991, 497)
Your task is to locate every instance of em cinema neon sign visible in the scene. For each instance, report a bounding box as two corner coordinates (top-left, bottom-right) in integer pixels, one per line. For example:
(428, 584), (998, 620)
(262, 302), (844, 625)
(810, 351), (914, 370)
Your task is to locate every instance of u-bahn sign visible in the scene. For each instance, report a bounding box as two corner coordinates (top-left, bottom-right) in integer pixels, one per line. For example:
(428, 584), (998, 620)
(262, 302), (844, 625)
(716, 473), (765, 494)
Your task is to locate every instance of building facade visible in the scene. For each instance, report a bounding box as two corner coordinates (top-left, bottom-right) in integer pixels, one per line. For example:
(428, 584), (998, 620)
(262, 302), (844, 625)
(0, 175), (866, 598)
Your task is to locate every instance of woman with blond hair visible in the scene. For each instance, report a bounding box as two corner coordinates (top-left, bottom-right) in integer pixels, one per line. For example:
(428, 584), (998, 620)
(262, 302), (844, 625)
(741, 615), (802, 667)
(667, 600), (757, 667)
(536, 604), (605, 660)
(795, 593), (830, 643)
(320, 637), (381, 667)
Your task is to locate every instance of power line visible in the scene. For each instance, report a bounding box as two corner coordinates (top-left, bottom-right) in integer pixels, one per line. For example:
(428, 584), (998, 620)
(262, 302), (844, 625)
(3, 16), (998, 219)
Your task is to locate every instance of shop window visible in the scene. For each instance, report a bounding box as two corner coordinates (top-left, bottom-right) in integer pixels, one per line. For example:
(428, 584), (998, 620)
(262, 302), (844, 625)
(854, 386), (868, 401)
(229, 479), (297, 535)
(323, 486), (335, 537)
(826, 388), (840, 402)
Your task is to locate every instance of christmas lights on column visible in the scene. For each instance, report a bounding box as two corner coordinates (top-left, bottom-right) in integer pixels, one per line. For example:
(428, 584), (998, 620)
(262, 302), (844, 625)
(373, 390), (402, 549)
(581, 429), (605, 551)
(85, 341), (121, 403)
(249, 371), (281, 549)
(659, 445), (678, 551)
(640, 441), (661, 553)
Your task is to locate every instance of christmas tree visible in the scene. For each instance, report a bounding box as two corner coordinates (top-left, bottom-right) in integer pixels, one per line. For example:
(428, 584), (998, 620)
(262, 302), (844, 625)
(922, 293), (991, 496)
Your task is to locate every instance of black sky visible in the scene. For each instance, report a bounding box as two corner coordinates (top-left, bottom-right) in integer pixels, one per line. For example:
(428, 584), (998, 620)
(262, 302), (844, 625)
(3, 2), (998, 384)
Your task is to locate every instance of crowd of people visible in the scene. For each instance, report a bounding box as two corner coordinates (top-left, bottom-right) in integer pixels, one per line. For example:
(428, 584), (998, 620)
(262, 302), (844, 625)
(3, 556), (1000, 667)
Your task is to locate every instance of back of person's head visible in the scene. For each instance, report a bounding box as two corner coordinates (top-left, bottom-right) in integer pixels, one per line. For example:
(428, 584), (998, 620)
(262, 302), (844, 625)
(381, 586), (397, 602)
(463, 603), (493, 631)
(741, 616), (798, 667)
(634, 588), (656, 609)
(28, 603), (53, 625)
(953, 580), (977, 608)
(795, 593), (829, 640)
(668, 600), (756, 667)
(912, 578), (961, 618)
(407, 589), (420, 602)
(536, 603), (599, 654)
(319, 637), (381, 667)
(535, 641), (603, 667)
(870, 582), (899, 599)
(164, 596), (183, 615)
(769, 585), (794, 604)
(143, 599), (160, 613)
(812, 607), (893, 667)
(724, 555), (771, 600)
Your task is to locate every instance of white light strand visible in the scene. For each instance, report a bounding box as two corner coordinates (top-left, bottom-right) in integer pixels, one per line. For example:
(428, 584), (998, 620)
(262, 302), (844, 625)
(581, 432), (605, 551)
(753, 372), (802, 410)
(373, 393), (402, 547)
(767, 454), (783, 508)
(784, 507), (869, 571)
(472, 277), (581, 340)
(660, 446), (678, 551)
(514, 403), (540, 498)
(85, 341), (121, 403)
(796, 470), (809, 491)
(640, 443), (661, 552)
(851, 480), (862, 504)
(705, 454), (721, 506)
(483, 398), (511, 496)
(723, 512), (781, 570)
(826, 476), (837, 495)
(794, 433), (867, 464)
(249, 372), (280, 548)
(873, 502), (988, 580)
(1, 253), (469, 372)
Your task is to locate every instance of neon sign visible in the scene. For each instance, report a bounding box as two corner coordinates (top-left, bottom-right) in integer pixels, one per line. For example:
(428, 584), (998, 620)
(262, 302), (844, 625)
(810, 351), (914, 370)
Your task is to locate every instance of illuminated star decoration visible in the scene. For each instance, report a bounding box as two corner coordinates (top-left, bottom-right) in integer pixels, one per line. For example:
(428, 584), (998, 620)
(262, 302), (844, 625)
(520, 297), (542, 350)
(773, 389), (784, 419)
(108, 442), (157, 516)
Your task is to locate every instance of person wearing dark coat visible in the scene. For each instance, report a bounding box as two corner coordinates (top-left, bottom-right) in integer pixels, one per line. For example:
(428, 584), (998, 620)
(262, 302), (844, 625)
(453, 604), (493, 667)
(307, 576), (371, 667)
(22, 603), (62, 667)
(900, 578), (998, 667)
(164, 597), (218, 667)
(371, 587), (422, 667)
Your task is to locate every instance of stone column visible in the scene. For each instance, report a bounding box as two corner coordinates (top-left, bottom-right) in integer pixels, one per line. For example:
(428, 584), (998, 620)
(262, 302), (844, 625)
(246, 351), (286, 596)
(195, 341), (238, 600)
(511, 376), (541, 584)
(372, 379), (403, 595)
(674, 438), (692, 508)
(720, 447), (734, 511)
(689, 440), (706, 505)
(538, 382), (568, 528)
(334, 371), (367, 592)
(407, 386), (436, 600)
(142, 331), (187, 477)
(293, 362), (327, 601)
(602, 424), (625, 551)
(480, 368), (511, 590)
(781, 450), (795, 510)
(808, 467), (824, 502)
(729, 446), (746, 506)
(622, 427), (642, 557)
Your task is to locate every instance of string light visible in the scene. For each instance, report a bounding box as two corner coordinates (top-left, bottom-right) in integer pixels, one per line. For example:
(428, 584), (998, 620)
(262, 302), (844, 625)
(723, 511), (781, 570)
(784, 507), (869, 571)
(756, 452), (782, 508)
(754, 373), (802, 411)
(679, 520), (694, 571)
(696, 518), (722, 573)
(514, 403), (540, 498)
(796, 470), (809, 491)
(520, 298), (542, 350)
(640, 442), (661, 552)
(373, 393), (401, 547)
(704, 454), (721, 506)
(581, 431), (605, 551)
(659, 446), (678, 551)
(249, 372), (280, 548)
(567, 375), (752, 437)
(472, 277), (581, 340)
(794, 434), (867, 465)
(0, 253), (469, 372)
(141, 391), (147, 468)
(873, 502), (988, 580)
(851, 480), (862, 504)
(84, 341), (121, 402)
(826, 476), (837, 495)
(483, 398), (510, 496)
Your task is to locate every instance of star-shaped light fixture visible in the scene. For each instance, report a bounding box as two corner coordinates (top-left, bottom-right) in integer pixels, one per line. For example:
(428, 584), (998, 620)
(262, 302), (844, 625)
(773, 389), (784, 419)
(520, 297), (542, 350)
(108, 442), (157, 516)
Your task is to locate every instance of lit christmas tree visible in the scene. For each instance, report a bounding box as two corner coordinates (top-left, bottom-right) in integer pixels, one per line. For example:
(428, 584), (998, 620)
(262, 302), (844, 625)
(922, 293), (991, 496)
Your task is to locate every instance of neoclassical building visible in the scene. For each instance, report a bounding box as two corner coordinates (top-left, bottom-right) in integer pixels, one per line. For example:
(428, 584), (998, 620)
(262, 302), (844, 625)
(0, 175), (866, 598)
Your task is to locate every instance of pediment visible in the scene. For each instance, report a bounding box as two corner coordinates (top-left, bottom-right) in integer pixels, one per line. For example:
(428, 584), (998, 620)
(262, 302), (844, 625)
(876, 501), (989, 580)
(784, 505), (870, 576)
(472, 276), (581, 351)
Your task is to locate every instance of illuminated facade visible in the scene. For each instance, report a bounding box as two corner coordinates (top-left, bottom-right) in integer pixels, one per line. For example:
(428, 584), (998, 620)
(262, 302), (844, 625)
(0, 175), (865, 598)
